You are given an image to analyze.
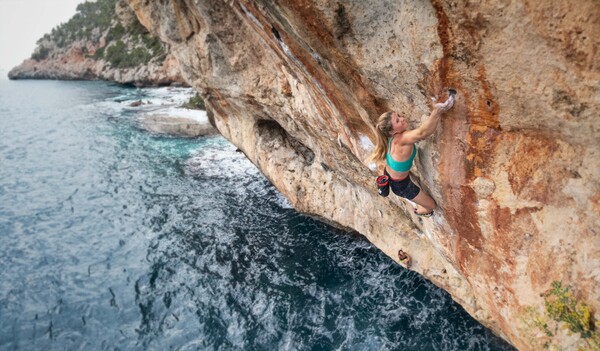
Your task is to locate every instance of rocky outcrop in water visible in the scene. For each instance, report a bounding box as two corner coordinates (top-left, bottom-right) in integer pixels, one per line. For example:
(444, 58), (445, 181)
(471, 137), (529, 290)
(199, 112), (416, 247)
(8, 0), (184, 87)
(139, 114), (216, 137)
(127, 1), (600, 350)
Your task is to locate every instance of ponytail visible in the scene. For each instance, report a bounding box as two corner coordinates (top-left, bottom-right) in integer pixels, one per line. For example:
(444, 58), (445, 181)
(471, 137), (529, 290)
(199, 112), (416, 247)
(366, 111), (393, 164)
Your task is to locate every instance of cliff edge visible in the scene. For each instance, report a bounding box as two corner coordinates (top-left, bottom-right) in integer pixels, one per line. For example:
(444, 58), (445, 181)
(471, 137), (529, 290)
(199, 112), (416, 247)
(127, 1), (599, 349)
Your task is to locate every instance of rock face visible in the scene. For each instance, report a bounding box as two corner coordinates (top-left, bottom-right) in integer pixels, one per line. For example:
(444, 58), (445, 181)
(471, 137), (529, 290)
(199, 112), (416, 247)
(8, 0), (185, 87)
(127, 1), (599, 349)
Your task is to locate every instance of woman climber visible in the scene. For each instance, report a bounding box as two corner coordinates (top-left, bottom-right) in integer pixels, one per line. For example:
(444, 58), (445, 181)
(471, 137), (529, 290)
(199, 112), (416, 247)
(368, 90), (456, 217)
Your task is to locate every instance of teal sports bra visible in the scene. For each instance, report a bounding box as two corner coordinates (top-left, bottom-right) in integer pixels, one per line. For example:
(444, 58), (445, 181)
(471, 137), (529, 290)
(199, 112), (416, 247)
(386, 137), (417, 172)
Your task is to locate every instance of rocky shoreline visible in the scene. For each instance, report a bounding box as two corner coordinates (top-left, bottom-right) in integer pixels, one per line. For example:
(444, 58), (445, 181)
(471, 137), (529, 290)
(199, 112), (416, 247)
(8, 0), (185, 87)
(8, 52), (185, 87)
(123, 86), (216, 138)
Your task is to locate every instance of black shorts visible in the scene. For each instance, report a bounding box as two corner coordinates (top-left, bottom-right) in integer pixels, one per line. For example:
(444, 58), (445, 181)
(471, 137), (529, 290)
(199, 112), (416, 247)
(384, 169), (420, 200)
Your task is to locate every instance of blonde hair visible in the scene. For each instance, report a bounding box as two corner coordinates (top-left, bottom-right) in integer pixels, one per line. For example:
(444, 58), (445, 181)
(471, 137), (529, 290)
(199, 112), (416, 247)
(366, 111), (394, 164)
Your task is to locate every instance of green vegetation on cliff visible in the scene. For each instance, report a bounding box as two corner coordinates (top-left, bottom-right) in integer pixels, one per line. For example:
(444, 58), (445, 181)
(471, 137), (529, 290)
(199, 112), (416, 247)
(523, 281), (600, 351)
(32, 0), (166, 68)
(181, 94), (206, 110)
(37, 0), (116, 48)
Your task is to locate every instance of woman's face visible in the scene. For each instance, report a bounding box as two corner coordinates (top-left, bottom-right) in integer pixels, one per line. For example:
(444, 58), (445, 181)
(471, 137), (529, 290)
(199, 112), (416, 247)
(389, 112), (408, 135)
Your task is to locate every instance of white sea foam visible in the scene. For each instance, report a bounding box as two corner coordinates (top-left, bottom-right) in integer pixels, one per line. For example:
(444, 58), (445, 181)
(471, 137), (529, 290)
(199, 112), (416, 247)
(82, 86), (202, 119)
(185, 139), (260, 178)
(139, 86), (195, 105)
(272, 192), (293, 209)
(184, 137), (294, 209)
(135, 87), (210, 125)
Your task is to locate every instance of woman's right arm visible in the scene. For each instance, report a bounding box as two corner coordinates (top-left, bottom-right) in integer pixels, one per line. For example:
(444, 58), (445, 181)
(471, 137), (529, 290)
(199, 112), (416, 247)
(399, 107), (443, 143)
(400, 94), (454, 144)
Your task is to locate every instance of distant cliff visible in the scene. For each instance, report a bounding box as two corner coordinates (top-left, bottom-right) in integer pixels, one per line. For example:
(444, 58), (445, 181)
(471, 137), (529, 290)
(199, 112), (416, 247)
(8, 0), (184, 87)
(126, 1), (600, 350)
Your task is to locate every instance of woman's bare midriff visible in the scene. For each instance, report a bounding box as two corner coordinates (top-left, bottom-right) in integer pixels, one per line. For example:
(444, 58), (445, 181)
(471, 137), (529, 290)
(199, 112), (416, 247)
(385, 167), (409, 180)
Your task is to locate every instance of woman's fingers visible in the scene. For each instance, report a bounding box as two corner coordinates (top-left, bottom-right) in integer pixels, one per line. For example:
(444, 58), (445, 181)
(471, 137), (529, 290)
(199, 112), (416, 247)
(435, 94), (455, 111)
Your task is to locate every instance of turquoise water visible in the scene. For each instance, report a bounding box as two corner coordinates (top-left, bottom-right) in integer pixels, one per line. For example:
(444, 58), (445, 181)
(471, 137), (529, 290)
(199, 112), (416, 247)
(0, 80), (514, 350)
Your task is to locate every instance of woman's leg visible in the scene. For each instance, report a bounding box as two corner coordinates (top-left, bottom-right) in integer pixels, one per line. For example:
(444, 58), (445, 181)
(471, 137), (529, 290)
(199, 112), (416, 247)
(411, 190), (436, 214)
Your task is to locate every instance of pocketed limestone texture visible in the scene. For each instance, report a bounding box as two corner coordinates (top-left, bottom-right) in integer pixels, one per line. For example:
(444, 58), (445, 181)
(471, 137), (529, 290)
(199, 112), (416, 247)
(126, 1), (600, 349)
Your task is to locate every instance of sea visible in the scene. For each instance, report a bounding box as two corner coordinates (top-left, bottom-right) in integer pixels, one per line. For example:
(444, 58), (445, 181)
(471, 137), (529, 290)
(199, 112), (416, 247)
(0, 80), (515, 351)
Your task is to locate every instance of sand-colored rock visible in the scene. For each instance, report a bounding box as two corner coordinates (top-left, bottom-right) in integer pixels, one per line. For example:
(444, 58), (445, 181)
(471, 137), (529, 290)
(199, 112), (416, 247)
(8, 46), (184, 87)
(139, 114), (216, 137)
(126, 1), (600, 349)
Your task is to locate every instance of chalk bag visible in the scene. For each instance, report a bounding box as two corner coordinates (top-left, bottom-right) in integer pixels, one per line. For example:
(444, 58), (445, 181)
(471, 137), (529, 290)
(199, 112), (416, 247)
(376, 175), (390, 197)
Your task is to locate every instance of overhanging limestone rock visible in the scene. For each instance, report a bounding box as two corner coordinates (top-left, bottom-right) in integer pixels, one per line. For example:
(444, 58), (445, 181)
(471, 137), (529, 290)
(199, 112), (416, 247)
(126, 1), (600, 349)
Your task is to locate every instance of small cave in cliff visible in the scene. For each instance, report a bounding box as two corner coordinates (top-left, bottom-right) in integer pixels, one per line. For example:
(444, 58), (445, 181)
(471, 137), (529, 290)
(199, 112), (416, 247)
(255, 119), (315, 166)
